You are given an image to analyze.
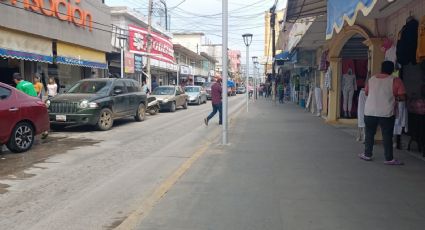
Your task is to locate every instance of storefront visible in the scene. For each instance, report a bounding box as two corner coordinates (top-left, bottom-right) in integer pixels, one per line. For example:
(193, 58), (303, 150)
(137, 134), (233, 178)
(0, 0), (111, 89)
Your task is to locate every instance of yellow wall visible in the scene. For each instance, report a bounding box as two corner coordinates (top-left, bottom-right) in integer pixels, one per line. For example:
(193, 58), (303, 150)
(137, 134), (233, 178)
(264, 10), (284, 73)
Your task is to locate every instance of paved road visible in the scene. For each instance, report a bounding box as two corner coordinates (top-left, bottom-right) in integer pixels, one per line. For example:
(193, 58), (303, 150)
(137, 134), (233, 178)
(0, 95), (245, 230)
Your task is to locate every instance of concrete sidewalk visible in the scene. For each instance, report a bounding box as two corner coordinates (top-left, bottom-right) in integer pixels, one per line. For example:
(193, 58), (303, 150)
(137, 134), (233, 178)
(138, 99), (425, 230)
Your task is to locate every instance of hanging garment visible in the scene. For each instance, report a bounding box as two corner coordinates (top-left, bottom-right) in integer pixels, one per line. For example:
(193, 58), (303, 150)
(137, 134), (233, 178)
(417, 16), (425, 62)
(397, 18), (419, 65)
(394, 101), (408, 135)
(385, 45), (397, 65)
(319, 50), (330, 71)
(324, 68), (332, 90)
(357, 89), (367, 128)
(315, 87), (323, 112)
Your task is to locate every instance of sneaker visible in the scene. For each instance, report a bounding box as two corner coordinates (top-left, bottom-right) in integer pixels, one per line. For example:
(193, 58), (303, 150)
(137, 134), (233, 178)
(204, 118), (208, 126)
(384, 159), (404, 165)
(358, 153), (372, 161)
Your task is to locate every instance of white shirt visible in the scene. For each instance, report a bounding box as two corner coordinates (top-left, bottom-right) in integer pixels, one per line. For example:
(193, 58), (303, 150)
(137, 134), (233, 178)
(47, 83), (58, 97)
(364, 76), (395, 117)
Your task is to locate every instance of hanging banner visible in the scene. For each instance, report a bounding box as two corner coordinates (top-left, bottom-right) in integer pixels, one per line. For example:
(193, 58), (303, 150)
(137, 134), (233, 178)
(134, 54), (143, 73)
(125, 52), (135, 73)
(128, 25), (175, 64)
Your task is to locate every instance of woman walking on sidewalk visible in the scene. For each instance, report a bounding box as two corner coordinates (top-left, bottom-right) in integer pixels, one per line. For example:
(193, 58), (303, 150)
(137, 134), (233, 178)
(204, 77), (222, 126)
(359, 61), (406, 165)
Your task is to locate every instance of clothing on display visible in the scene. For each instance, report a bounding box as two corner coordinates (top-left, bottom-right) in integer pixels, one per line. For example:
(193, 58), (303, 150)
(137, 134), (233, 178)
(417, 15), (425, 62)
(315, 87), (323, 116)
(324, 67), (332, 90)
(357, 88), (367, 128)
(394, 101), (408, 135)
(319, 50), (330, 71)
(397, 17), (419, 65)
(342, 70), (357, 116)
(385, 45), (397, 65)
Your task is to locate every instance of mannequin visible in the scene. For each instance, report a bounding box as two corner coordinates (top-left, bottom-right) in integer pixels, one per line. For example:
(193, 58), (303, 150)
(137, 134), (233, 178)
(342, 68), (357, 117)
(357, 88), (367, 142)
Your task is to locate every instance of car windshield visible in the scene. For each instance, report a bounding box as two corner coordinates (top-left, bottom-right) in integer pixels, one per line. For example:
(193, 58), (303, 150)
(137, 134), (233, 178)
(185, 87), (200, 93)
(204, 83), (212, 88)
(67, 81), (112, 94)
(152, 87), (175, 95)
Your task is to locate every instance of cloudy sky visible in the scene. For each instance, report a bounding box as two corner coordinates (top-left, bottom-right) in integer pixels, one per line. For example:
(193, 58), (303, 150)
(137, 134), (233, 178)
(106, 0), (287, 69)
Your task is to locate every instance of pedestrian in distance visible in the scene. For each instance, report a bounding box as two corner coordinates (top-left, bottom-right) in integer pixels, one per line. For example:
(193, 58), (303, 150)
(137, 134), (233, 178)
(278, 82), (284, 104)
(33, 73), (44, 99)
(47, 77), (58, 99)
(204, 77), (222, 126)
(142, 80), (150, 95)
(13, 73), (37, 97)
(359, 61), (406, 165)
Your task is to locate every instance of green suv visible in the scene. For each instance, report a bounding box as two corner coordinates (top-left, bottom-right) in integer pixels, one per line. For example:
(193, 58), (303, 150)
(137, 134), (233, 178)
(46, 78), (147, 131)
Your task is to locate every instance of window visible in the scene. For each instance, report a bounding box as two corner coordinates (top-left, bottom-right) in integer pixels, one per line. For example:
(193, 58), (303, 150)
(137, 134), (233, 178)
(113, 80), (127, 93)
(0, 87), (11, 100)
(125, 80), (139, 93)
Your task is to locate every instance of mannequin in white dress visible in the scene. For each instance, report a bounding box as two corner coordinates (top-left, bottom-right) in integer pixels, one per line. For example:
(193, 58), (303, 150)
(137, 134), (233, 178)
(342, 68), (357, 117)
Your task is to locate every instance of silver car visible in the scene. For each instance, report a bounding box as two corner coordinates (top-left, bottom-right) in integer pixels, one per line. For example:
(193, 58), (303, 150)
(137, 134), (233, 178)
(151, 86), (188, 112)
(185, 86), (207, 105)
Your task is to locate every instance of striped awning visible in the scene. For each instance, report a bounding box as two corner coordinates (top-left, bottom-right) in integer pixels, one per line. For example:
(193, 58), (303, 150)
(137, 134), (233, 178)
(326, 0), (378, 39)
(56, 42), (107, 69)
(0, 28), (53, 63)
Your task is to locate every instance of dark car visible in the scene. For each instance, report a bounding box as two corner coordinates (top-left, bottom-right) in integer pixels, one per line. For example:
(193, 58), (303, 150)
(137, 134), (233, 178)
(151, 85), (188, 112)
(46, 78), (147, 131)
(0, 82), (50, 153)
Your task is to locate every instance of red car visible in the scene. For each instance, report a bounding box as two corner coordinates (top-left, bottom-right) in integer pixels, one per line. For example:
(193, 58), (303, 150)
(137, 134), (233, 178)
(0, 82), (49, 153)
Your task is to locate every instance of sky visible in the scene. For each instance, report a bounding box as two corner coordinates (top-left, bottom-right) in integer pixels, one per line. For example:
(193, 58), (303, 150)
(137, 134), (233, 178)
(106, 0), (287, 70)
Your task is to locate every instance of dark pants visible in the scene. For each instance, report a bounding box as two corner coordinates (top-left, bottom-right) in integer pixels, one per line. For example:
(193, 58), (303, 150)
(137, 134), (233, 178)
(207, 102), (222, 124)
(364, 116), (395, 161)
(278, 91), (284, 103)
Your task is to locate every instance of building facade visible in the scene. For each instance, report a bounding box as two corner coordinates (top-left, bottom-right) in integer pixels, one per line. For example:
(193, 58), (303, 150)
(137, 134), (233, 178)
(0, 0), (111, 91)
(228, 50), (242, 82)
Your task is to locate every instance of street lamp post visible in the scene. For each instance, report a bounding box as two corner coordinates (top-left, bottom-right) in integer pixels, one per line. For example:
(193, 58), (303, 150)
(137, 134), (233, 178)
(242, 33), (253, 112)
(222, 0), (229, 145)
(117, 36), (128, 79)
(252, 56), (258, 100)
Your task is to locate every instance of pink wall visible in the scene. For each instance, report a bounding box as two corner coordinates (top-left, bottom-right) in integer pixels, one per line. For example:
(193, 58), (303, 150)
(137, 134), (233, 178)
(228, 50), (241, 74)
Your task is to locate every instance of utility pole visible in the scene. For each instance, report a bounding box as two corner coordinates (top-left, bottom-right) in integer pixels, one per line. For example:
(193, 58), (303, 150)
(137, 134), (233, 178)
(222, 0), (228, 145)
(270, 0), (277, 105)
(146, 0), (153, 91)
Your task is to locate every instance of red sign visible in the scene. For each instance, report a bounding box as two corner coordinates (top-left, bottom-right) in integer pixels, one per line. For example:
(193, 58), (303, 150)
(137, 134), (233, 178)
(128, 25), (175, 64)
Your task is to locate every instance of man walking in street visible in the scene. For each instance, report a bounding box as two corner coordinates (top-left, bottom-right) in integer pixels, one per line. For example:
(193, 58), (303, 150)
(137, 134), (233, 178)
(13, 73), (37, 97)
(278, 82), (284, 104)
(204, 77), (222, 126)
(359, 61), (406, 165)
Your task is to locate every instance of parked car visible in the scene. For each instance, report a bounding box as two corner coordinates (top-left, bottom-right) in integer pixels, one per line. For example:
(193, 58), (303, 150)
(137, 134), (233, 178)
(237, 86), (246, 94)
(151, 85), (188, 112)
(0, 82), (49, 153)
(46, 78), (147, 131)
(204, 82), (213, 100)
(185, 86), (207, 105)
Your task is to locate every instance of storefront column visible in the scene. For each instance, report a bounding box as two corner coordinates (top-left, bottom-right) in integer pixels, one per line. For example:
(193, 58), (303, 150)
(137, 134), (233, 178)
(363, 38), (385, 76)
(326, 57), (342, 123)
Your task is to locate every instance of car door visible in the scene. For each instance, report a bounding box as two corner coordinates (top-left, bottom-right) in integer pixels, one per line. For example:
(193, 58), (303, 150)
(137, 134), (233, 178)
(200, 87), (207, 101)
(0, 85), (19, 143)
(111, 79), (128, 116)
(176, 86), (185, 106)
(125, 80), (138, 114)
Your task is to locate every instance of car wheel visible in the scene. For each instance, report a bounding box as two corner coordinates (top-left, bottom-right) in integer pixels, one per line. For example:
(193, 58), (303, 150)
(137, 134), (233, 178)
(135, 103), (146, 122)
(183, 100), (188, 109)
(170, 102), (176, 112)
(7, 122), (34, 153)
(96, 108), (114, 131)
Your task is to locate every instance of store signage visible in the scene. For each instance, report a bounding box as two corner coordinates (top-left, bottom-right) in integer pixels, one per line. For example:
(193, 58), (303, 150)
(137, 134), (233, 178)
(2, 0), (93, 31)
(180, 65), (192, 75)
(125, 52), (135, 74)
(128, 25), (175, 64)
(134, 54), (143, 73)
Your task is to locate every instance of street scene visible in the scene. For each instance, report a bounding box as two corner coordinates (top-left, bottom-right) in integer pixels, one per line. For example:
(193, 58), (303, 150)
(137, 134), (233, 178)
(1, 0), (425, 229)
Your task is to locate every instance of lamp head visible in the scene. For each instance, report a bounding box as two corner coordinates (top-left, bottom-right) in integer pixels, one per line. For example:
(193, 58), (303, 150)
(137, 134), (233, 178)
(242, 33), (253, 46)
(252, 56), (258, 63)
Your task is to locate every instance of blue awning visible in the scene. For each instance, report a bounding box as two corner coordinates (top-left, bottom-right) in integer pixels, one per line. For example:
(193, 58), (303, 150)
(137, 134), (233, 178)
(0, 47), (53, 63)
(56, 56), (108, 69)
(326, 0), (377, 39)
(227, 80), (235, 87)
(275, 51), (291, 60)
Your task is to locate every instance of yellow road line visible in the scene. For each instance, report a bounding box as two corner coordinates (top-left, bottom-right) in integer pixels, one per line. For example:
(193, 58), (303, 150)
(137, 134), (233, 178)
(115, 103), (243, 230)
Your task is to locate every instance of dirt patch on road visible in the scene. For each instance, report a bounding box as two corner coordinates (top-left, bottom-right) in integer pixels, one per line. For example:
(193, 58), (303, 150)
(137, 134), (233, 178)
(0, 136), (100, 181)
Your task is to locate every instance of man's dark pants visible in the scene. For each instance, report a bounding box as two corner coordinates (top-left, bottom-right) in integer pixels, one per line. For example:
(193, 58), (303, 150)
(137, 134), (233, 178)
(207, 102), (222, 124)
(364, 115), (395, 161)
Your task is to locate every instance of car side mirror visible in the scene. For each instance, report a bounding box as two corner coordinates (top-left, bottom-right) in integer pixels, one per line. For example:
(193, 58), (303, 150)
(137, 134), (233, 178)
(114, 88), (123, 95)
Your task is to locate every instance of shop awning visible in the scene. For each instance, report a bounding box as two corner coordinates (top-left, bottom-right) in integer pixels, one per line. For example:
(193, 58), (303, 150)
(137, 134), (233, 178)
(326, 0), (378, 39)
(275, 51), (291, 61)
(56, 42), (108, 69)
(0, 28), (53, 63)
